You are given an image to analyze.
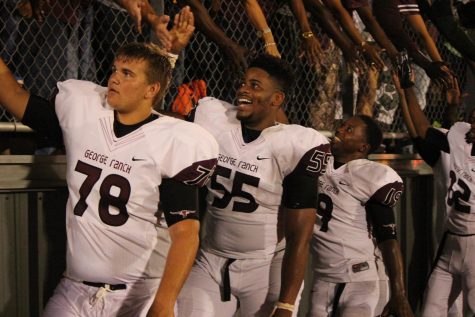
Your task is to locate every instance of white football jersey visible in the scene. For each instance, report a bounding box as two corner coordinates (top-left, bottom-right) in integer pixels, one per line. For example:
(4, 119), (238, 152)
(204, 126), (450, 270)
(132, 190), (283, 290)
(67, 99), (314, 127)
(193, 97), (330, 259)
(445, 122), (475, 234)
(55, 80), (218, 284)
(311, 157), (403, 282)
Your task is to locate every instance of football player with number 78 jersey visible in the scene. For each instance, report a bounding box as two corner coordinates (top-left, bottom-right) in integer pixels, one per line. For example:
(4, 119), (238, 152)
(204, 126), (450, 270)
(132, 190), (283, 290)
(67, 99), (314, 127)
(309, 115), (413, 317)
(176, 54), (331, 317)
(0, 10), (220, 316)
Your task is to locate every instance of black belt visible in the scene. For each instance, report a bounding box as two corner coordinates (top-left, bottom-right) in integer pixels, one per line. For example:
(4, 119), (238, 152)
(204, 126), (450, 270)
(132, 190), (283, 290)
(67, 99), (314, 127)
(83, 281), (126, 291)
(331, 283), (346, 317)
(221, 258), (236, 302)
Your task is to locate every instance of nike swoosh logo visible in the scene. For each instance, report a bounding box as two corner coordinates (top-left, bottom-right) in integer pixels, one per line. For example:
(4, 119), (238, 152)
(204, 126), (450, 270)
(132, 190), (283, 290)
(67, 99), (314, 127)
(339, 181), (350, 186)
(257, 156), (271, 160)
(132, 157), (146, 161)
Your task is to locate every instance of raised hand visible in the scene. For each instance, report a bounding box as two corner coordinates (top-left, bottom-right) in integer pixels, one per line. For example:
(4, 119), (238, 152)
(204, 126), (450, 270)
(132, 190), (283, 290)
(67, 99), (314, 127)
(300, 35), (323, 66)
(445, 75), (461, 106)
(21, 0), (48, 23)
(425, 61), (453, 88)
(359, 42), (385, 71)
(169, 6), (196, 54)
(221, 42), (249, 76)
(117, 0), (145, 33)
(343, 45), (366, 74)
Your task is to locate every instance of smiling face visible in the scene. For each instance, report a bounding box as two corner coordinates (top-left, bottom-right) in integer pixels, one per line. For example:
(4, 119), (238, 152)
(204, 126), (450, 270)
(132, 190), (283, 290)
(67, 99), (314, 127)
(331, 116), (370, 160)
(235, 67), (284, 130)
(107, 57), (160, 123)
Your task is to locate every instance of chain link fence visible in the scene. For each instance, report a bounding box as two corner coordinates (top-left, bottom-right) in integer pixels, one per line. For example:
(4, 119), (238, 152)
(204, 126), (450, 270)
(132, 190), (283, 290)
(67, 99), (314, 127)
(0, 0), (471, 142)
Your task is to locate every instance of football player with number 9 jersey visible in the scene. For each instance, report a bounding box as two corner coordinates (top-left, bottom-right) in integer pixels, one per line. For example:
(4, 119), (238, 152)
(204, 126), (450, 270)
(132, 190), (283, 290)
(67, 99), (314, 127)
(176, 54), (330, 317)
(0, 34), (219, 317)
(309, 115), (413, 317)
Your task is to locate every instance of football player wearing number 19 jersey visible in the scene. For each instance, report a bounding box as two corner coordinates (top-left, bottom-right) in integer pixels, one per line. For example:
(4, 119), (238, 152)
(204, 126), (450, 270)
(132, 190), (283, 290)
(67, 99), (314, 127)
(0, 36), (219, 316)
(309, 115), (413, 317)
(402, 84), (475, 316)
(176, 54), (331, 317)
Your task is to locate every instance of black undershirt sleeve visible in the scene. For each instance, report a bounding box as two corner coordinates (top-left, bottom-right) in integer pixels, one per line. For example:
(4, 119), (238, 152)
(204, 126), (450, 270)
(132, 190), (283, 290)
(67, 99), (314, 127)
(425, 127), (450, 153)
(366, 199), (398, 243)
(160, 178), (199, 227)
(282, 169), (318, 209)
(21, 95), (63, 148)
(412, 136), (441, 167)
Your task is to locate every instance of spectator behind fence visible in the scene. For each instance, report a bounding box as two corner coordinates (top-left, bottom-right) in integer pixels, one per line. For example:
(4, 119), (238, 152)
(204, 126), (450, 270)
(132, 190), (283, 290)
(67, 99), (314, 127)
(325, 0), (398, 117)
(321, 0), (386, 71)
(286, 0), (324, 66)
(244, 0), (282, 58)
(372, 0), (455, 88)
(421, 0), (475, 63)
(0, 7), (221, 317)
(303, 0), (363, 70)
(177, 0), (248, 75)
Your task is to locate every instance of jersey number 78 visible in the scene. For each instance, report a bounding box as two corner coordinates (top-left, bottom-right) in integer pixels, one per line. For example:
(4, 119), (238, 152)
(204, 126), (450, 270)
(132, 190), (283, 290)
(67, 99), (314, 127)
(73, 160), (131, 226)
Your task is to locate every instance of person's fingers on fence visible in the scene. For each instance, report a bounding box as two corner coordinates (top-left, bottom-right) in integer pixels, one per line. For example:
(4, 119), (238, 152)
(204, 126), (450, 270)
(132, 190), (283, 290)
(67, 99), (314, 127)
(445, 75), (462, 106)
(15, 0), (33, 19)
(343, 46), (365, 74)
(222, 43), (248, 75)
(264, 44), (281, 58)
(30, 0), (48, 23)
(301, 37), (322, 66)
(152, 14), (172, 51)
(391, 71), (404, 95)
(119, 0), (144, 34)
(362, 43), (385, 71)
(210, 0), (221, 13)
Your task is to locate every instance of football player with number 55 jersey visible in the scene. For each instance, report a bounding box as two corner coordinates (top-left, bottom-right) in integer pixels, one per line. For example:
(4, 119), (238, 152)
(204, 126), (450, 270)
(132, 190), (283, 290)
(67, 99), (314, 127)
(176, 54), (330, 317)
(0, 13), (220, 316)
(309, 115), (413, 317)
(402, 84), (475, 316)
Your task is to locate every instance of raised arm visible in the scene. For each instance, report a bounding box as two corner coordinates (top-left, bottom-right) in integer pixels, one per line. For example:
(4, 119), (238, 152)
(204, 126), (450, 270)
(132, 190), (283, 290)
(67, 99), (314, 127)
(403, 86), (431, 139)
(405, 14), (442, 62)
(372, 0), (451, 85)
(113, 0), (146, 33)
(372, 0), (430, 68)
(392, 72), (417, 138)
(303, 0), (364, 71)
(243, 0), (281, 58)
(288, 0), (323, 65)
(355, 5), (399, 62)
(0, 58), (30, 120)
(177, 0), (248, 74)
(323, 0), (385, 69)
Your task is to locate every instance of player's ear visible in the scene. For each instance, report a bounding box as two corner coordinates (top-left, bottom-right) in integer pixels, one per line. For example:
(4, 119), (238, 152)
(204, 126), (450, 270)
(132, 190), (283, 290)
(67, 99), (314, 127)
(359, 143), (370, 154)
(146, 82), (161, 100)
(272, 91), (285, 108)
